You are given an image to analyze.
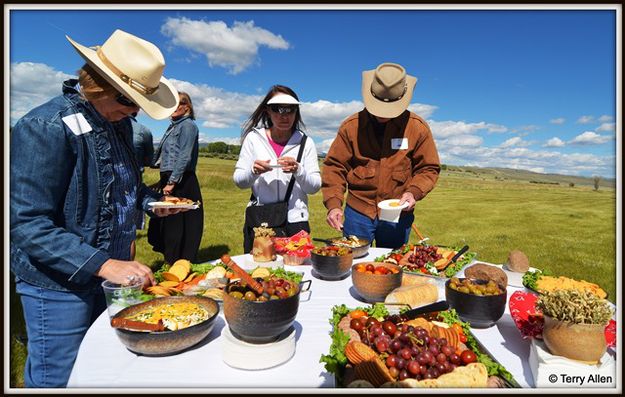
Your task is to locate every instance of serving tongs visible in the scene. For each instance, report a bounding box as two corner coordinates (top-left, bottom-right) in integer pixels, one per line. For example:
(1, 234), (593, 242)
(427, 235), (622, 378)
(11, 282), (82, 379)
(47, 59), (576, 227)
(410, 224), (430, 246)
(401, 300), (450, 320)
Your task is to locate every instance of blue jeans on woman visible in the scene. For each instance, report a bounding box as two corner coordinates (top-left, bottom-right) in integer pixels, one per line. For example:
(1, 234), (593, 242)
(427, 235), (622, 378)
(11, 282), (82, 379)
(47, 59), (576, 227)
(343, 205), (414, 249)
(15, 278), (106, 388)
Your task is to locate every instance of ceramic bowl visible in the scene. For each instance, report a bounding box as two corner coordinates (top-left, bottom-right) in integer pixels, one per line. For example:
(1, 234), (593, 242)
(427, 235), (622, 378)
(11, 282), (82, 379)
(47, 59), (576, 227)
(351, 262), (402, 302)
(223, 280), (308, 344)
(111, 295), (219, 356)
(311, 247), (353, 280)
(542, 315), (607, 362)
(445, 278), (506, 328)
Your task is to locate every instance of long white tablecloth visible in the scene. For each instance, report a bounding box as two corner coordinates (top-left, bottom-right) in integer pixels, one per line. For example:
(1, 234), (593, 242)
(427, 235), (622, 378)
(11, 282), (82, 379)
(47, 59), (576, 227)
(68, 248), (536, 389)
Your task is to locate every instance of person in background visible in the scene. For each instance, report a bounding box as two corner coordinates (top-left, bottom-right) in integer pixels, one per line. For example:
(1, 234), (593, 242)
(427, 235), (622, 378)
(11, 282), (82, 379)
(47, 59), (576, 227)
(129, 112), (154, 259)
(233, 85), (321, 253)
(10, 29), (185, 387)
(321, 62), (441, 249)
(149, 91), (204, 264)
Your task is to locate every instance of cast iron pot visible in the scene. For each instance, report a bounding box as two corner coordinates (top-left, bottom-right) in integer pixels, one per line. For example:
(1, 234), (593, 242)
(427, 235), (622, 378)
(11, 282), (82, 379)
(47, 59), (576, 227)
(223, 279), (311, 344)
(445, 278), (507, 328)
(111, 295), (220, 356)
(311, 248), (353, 280)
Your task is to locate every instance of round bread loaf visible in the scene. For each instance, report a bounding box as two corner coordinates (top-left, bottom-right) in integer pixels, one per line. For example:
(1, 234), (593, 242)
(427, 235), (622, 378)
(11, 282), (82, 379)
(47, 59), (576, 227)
(506, 250), (530, 273)
(464, 263), (508, 288)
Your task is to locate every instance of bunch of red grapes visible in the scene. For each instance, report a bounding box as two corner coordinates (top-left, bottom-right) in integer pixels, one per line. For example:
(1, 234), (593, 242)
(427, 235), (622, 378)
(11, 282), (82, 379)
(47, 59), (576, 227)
(349, 316), (477, 381)
(404, 245), (443, 272)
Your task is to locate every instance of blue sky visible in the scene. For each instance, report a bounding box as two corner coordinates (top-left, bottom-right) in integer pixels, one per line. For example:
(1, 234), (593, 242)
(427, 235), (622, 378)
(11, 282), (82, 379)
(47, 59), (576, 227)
(8, 5), (619, 178)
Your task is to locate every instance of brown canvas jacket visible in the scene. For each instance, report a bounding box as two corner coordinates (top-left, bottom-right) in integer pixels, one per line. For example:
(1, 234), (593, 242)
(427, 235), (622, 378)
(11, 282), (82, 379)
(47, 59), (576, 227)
(322, 110), (440, 220)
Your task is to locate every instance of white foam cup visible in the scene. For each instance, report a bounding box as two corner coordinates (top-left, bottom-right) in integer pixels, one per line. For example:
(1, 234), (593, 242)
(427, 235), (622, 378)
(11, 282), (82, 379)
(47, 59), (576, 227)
(378, 199), (408, 223)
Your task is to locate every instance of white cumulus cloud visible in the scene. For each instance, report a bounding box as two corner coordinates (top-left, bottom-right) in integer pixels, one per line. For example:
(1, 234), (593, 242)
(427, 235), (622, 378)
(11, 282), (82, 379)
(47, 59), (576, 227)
(500, 137), (525, 148)
(544, 137), (565, 147)
(598, 115), (613, 123)
(596, 122), (615, 132)
(428, 120), (508, 139)
(576, 115), (594, 124)
(569, 131), (613, 145)
(550, 118), (565, 124)
(10, 62), (74, 123)
(161, 17), (290, 74)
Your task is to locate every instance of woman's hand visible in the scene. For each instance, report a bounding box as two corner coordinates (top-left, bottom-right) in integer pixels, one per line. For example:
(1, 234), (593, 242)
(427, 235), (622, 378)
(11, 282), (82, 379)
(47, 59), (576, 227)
(252, 159), (272, 175)
(96, 259), (156, 287)
(163, 183), (176, 196)
(278, 156), (299, 174)
(326, 208), (344, 231)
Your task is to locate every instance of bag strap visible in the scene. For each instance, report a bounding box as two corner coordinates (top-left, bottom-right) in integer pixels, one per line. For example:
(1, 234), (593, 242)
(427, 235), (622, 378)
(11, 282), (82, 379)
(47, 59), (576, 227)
(282, 134), (307, 202)
(250, 133), (308, 204)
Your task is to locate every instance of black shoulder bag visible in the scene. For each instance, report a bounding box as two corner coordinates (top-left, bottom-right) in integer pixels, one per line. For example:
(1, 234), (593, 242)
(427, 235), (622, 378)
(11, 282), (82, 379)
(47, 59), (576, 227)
(243, 134), (307, 252)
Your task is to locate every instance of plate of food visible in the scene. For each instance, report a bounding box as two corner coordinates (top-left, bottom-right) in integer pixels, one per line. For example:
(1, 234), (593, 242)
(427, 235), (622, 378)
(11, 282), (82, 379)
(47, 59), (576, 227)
(521, 269), (608, 299)
(320, 303), (520, 388)
(375, 244), (476, 279)
(148, 198), (201, 209)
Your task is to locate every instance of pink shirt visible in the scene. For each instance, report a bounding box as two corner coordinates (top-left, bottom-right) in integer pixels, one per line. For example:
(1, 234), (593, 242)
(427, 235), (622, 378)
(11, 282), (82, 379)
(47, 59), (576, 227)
(267, 132), (288, 157)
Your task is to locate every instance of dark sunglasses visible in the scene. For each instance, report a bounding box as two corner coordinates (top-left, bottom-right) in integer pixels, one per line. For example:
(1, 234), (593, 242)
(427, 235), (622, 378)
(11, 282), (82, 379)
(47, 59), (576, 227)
(116, 93), (137, 108)
(268, 104), (297, 114)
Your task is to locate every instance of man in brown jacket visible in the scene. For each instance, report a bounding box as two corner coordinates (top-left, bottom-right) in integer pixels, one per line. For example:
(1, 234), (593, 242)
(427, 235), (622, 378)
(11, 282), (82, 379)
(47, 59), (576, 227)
(322, 62), (440, 248)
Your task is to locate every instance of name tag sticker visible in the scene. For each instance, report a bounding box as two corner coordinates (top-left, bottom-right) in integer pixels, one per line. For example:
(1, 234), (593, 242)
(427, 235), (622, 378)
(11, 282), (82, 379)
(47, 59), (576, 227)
(391, 138), (408, 150)
(62, 113), (93, 136)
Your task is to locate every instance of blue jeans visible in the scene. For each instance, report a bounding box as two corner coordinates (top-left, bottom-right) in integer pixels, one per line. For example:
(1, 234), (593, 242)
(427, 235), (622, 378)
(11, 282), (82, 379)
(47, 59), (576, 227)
(343, 205), (414, 249)
(15, 278), (106, 388)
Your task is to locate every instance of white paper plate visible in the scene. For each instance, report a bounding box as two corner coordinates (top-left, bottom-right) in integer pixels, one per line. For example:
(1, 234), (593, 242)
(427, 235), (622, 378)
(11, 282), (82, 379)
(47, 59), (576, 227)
(148, 202), (200, 209)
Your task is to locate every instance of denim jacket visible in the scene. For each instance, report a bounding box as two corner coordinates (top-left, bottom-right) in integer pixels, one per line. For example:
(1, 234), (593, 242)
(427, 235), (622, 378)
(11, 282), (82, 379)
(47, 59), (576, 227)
(10, 79), (161, 292)
(153, 115), (199, 184)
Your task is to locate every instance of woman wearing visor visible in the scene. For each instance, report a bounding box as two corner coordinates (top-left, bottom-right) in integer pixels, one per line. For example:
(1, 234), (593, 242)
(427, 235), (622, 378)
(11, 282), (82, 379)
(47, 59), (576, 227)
(234, 85), (321, 253)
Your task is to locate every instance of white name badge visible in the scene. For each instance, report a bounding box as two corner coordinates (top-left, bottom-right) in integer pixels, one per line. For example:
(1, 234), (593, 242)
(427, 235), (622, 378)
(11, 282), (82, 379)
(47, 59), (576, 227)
(391, 138), (408, 150)
(62, 113), (93, 136)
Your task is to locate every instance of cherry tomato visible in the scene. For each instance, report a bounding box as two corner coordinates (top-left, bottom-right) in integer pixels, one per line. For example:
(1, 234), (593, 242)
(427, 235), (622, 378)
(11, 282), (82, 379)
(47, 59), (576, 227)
(459, 333), (467, 344)
(365, 264), (375, 272)
(460, 349), (477, 364)
(350, 309), (367, 319)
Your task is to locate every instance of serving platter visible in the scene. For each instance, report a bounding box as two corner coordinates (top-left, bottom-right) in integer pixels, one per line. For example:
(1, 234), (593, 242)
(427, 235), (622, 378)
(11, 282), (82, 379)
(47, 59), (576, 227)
(320, 303), (520, 388)
(375, 244), (476, 280)
(148, 201), (201, 209)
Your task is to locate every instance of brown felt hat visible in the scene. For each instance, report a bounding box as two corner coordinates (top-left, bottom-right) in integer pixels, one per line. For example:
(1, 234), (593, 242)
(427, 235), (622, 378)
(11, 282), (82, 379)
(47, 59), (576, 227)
(362, 62), (417, 118)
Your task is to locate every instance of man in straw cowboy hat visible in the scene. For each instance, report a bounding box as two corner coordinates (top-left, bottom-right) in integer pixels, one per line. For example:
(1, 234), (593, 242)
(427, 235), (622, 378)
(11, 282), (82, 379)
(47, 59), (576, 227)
(322, 62), (440, 249)
(10, 29), (187, 387)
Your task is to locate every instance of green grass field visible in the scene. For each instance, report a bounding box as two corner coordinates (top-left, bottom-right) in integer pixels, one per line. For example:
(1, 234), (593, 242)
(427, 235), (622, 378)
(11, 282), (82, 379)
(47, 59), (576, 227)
(9, 157), (617, 387)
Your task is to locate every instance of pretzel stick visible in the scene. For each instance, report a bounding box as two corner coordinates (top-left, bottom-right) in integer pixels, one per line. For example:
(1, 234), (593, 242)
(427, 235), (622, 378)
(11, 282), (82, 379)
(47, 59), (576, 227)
(411, 224), (425, 241)
(221, 254), (264, 295)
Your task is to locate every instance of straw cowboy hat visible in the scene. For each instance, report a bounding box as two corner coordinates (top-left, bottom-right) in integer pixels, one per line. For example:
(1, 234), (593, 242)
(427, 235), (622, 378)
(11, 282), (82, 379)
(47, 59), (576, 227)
(66, 29), (179, 120)
(362, 62), (417, 118)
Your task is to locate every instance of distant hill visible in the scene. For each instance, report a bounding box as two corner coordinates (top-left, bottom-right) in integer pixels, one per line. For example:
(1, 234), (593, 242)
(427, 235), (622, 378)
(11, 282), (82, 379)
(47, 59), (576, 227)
(314, 156), (615, 188)
(442, 165), (615, 188)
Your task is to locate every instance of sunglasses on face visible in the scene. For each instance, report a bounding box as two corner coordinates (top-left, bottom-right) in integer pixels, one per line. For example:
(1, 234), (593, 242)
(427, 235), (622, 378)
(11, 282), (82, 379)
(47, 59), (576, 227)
(116, 93), (137, 108)
(268, 105), (297, 114)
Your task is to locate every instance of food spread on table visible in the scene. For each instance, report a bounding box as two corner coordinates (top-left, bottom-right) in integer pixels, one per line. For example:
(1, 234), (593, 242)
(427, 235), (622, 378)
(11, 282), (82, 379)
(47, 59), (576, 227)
(375, 243), (476, 278)
(320, 304), (517, 388)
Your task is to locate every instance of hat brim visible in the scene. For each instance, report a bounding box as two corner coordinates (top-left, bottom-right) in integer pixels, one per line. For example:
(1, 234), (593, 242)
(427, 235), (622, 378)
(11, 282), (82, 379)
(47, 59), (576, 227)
(361, 69), (417, 118)
(267, 93), (301, 105)
(66, 35), (179, 120)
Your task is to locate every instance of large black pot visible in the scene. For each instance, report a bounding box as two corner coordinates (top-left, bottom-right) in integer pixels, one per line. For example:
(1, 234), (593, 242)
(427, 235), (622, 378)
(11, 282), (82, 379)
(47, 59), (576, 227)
(223, 280), (311, 344)
(445, 278), (507, 328)
(311, 248), (353, 280)
(111, 295), (219, 356)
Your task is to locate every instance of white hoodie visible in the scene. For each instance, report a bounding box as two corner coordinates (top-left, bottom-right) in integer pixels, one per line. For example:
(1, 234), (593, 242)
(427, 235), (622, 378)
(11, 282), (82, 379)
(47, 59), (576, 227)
(233, 128), (322, 223)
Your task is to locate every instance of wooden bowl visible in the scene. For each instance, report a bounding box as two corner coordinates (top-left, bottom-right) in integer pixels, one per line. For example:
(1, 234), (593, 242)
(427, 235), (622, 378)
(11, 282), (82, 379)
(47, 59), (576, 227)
(111, 296), (219, 356)
(351, 262), (402, 302)
(542, 315), (607, 362)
